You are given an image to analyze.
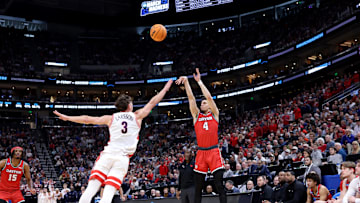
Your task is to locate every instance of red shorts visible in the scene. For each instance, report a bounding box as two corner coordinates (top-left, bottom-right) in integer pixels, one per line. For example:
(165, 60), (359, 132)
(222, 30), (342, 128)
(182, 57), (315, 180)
(194, 148), (224, 174)
(0, 190), (24, 203)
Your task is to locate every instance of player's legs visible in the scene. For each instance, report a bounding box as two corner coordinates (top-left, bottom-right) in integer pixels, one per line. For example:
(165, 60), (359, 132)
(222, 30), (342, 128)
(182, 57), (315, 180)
(213, 169), (227, 203)
(100, 155), (129, 203)
(99, 185), (117, 203)
(0, 191), (10, 203)
(194, 172), (206, 203)
(10, 190), (25, 203)
(80, 152), (112, 203)
(194, 150), (209, 203)
(79, 179), (102, 203)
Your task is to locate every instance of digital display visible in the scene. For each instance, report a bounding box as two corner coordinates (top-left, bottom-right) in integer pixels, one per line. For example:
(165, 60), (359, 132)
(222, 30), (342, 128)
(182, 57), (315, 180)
(176, 0), (233, 12)
(140, 0), (169, 16)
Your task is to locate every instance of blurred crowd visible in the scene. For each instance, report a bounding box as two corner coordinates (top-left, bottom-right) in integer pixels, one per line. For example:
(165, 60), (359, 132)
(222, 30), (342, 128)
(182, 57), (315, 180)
(0, 0), (357, 81)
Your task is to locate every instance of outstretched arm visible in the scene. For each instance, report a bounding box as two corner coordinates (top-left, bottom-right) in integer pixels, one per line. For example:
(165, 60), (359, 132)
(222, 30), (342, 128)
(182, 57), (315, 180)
(193, 68), (219, 119)
(53, 111), (112, 126)
(135, 80), (173, 120)
(175, 76), (199, 121)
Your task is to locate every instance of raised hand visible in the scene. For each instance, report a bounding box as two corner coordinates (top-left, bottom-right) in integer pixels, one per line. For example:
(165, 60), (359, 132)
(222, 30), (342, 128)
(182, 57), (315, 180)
(175, 76), (188, 85)
(193, 68), (201, 82)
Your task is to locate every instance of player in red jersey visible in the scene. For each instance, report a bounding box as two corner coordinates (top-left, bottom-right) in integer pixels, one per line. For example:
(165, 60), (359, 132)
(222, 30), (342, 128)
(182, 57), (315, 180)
(306, 172), (332, 203)
(176, 68), (226, 203)
(0, 146), (35, 203)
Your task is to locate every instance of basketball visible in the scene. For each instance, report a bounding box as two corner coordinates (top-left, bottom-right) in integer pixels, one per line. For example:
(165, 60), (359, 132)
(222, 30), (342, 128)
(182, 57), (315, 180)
(150, 24), (167, 42)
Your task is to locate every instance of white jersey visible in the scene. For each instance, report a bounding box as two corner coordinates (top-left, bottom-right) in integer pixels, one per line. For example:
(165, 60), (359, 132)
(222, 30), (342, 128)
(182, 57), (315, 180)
(103, 112), (141, 155)
(343, 176), (360, 203)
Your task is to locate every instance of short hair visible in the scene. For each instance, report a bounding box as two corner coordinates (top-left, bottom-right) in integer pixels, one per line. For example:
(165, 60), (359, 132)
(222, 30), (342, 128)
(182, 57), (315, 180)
(286, 171), (295, 176)
(306, 172), (321, 185)
(305, 156), (312, 161)
(257, 175), (266, 181)
(341, 161), (356, 170)
(317, 138), (325, 144)
(226, 180), (234, 185)
(115, 94), (132, 111)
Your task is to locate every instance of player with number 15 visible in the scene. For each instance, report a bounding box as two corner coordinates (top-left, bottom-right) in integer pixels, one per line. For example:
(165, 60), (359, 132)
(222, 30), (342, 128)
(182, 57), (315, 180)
(176, 68), (227, 203)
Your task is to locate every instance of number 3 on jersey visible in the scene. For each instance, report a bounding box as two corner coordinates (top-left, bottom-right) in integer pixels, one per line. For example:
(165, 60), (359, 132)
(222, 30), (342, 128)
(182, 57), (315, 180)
(8, 174), (17, 181)
(203, 122), (209, 131)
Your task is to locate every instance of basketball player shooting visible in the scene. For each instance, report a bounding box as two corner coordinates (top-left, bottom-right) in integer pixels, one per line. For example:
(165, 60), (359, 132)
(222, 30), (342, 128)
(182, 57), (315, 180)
(53, 79), (173, 203)
(175, 68), (227, 203)
(0, 147), (36, 203)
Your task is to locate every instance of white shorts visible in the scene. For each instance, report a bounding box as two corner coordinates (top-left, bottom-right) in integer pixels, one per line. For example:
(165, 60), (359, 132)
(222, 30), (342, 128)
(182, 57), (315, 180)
(89, 151), (130, 189)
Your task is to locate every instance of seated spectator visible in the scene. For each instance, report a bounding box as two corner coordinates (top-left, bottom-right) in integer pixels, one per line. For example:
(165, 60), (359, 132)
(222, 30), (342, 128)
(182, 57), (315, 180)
(341, 129), (355, 153)
(298, 156), (321, 183)
(223, 164), (234, 178)
(205, 185), (216, 195)
(325, 135), (335, 152)
(317, 138), (327, 153)
(154, 190), (163, 199)
(163, 187), (169, 198)
(240, 180), (255, 193)
(138, 190), (148, 199)
(351, 141), (360, 154)
(256, 175), (273, 203)
(327, 147), (343, 165)
(252, 160), (272, 181)
(335, 142), (347, 161)
(293, 151), (304, 162)
(283, 171), (307, 203)
(168, 187), (176, 198)
(225, 180), (240, 193)
(272, 171), (288, 203)
(234, 163), (242, 176)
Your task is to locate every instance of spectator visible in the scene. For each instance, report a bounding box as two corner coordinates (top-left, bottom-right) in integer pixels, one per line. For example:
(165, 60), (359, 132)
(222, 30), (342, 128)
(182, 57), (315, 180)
(283, 171), (307, 203)
(351, 141), (360, 154)
(154, 190), (163, 199)
(327, 147), (343, 165)
(256, 176), (273, 203)
(205, 185), (216, 195)
(271, 171), (288, 203)
(138, 190), (148, 200)
(298, 156), (321, 184)
(225, 180), (240, 193)
(223, 164), (234, 178)
(234, 164), (242, 176)
(325, 135), (335, 152)
(335, 142), (347, 161)
(341, 129), (355, 153)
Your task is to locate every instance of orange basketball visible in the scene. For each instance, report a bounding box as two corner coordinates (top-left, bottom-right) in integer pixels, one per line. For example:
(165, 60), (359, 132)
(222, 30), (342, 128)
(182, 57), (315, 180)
(150, 24), (167, 42)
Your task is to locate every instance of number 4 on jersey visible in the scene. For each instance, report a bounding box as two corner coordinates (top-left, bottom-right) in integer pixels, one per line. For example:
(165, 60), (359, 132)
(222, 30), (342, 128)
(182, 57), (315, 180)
(203, 122), (209, 131)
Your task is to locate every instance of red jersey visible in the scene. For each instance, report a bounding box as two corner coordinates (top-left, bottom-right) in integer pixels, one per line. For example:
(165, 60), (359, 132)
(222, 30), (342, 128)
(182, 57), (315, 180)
(310, 184), (332, 201)
(194, 112), (219, 148)
(0, 158), (24, 191)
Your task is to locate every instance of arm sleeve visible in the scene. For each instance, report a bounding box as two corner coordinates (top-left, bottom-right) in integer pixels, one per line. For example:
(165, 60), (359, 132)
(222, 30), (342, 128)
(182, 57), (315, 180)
(343, 178), (358, 203)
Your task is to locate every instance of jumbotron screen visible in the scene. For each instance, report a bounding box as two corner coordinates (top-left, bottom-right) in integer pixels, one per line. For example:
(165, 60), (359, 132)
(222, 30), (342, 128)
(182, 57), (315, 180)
(175, 0), (233, 12)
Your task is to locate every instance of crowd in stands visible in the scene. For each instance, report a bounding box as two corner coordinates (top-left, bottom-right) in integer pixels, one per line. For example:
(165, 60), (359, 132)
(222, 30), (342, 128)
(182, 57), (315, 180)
(0, 0), (357, 81)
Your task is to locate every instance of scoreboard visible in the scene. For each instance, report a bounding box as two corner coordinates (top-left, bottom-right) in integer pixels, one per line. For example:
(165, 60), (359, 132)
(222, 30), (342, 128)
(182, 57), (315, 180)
(175, 0), (233, 12)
